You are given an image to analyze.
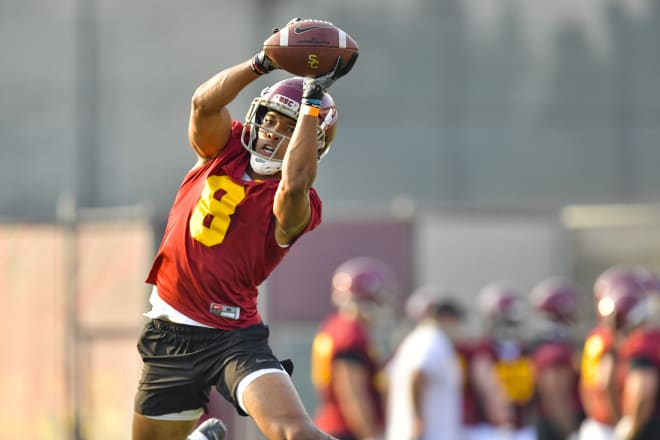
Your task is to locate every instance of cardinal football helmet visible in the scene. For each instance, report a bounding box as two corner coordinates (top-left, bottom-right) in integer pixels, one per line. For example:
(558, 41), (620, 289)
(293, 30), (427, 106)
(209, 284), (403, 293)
(530, 277), (580, 323)
(331, 256), (399, 306)
(478, 281), (526, 325)
(593, 264), (642, 302)
(241, 77), (338, 175)
(595, 266), (648, 329)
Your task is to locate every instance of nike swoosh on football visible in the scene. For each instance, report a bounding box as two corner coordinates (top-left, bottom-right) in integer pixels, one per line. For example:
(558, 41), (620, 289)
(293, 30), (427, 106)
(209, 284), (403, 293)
(293, 26), (322, 34)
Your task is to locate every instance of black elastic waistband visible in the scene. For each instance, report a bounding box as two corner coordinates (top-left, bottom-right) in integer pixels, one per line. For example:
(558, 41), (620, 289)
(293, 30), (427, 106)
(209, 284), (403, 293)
(151, 318), (222, 336)
(151, 318), (266, 339)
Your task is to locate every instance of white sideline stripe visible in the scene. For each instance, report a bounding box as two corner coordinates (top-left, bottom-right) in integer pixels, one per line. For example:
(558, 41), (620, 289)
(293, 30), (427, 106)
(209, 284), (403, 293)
(280, 30), (289, 46)
(338, 30), (346, 48)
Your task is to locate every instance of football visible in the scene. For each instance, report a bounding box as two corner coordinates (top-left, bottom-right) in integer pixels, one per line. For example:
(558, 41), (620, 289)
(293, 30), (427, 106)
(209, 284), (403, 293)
(263, 19), (359, 77)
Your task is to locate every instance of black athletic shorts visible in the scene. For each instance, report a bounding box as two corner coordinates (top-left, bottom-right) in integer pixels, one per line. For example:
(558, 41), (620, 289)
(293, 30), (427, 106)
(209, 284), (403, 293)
(134, 318), (285, 417)
(631, 416), (660, 440)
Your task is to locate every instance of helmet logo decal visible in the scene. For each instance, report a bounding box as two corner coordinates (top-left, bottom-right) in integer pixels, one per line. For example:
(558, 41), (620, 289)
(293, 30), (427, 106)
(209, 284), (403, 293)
(272, 93), (300, 112)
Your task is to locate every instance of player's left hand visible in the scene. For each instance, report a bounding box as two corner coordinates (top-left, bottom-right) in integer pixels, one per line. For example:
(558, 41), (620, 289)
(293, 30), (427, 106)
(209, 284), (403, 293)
(250, 50), (278, 75)
(302, 56), (355, 101)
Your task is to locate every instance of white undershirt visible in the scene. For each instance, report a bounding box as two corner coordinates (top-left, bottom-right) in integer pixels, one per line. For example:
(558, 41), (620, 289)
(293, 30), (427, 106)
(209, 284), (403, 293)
(144, 286), (211, 328)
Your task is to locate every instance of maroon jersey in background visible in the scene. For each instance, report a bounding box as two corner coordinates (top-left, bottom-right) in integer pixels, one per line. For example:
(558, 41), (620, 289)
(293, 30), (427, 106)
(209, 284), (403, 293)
(146, 121), (322, 329)
(310, 313), (385, 437)
(579, 325), (618, 425)
(532, 338), (583, 419)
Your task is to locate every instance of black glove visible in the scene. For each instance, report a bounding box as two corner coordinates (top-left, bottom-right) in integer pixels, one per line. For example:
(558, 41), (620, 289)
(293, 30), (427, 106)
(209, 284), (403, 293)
(250, 19), (305, 76)
(302, 54), (359, 102)
(250, 50), (278, 76)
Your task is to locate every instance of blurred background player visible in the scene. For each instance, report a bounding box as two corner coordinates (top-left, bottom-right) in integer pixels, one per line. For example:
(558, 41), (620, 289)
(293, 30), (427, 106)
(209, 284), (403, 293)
(132, 18), (357, 440)
(453, 312), (512, 440)
(578, 264), (647, 440)
(613, 267), (660, 440)
(528, 277), (584, 440)
(472, 281), (537, 440)
(384, 284), (464, 440)
(310, 257), (399, 440)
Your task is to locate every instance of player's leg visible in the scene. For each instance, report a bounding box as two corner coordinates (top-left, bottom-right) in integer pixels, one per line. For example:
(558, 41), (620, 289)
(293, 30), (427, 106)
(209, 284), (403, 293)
(132, 413), (226, 440)
(240, 371), (336, 440)
(132, 413), (198, 440)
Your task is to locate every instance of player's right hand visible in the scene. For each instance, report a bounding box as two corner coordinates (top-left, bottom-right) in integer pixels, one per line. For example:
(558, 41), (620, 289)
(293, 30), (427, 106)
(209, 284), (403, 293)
(252, 20), (303, 76)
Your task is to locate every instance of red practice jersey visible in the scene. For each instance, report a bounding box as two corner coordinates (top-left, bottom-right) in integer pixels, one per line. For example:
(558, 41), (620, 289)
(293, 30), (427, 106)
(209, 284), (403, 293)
(579, 325), (618, 425)
(310, 313), (385, 437)
(146, 121), (322, 329)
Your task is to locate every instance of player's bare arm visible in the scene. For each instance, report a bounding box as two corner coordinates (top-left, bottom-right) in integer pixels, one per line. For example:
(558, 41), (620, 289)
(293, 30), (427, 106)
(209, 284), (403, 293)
(472, 354), (513, 427)
(188, 60), (260, 163)
(332, 360), (381, 439)
(410, 369), (427, 437)
(273, 113), (317, 245)
(273, 56), (355, 245)
(621, 367), (657, 437)
(599, 352), (622, 420)
(539, 365), (579, 436)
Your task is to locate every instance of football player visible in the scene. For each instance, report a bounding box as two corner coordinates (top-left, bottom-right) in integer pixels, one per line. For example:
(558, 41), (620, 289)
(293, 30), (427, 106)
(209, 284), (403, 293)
(578, 265), (646, 440)
(131, 19), (357, 440)
(468, 281), (536, 440)
(310, 257), (399, 440)
(614, 267), (660, 440)
(528, 277), (584, 440)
